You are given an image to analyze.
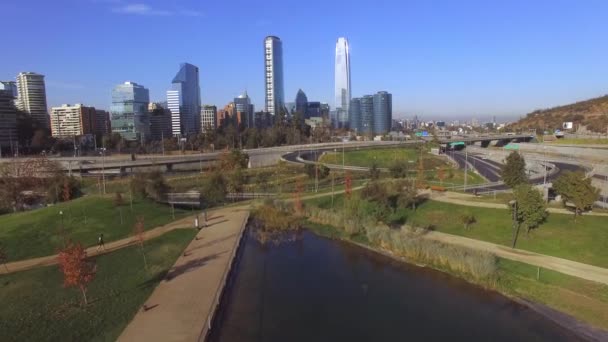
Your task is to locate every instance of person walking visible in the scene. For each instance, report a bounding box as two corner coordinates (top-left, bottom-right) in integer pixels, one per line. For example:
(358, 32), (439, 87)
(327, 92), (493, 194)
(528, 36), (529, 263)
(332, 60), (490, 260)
(97, 233), (105, 251)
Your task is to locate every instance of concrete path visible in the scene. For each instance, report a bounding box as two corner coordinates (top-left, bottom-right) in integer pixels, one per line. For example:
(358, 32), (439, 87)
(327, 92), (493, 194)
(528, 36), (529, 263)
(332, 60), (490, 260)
(118, 206), (249, 342)
(0, 214), (200, 275)
(424, 230), (608, 285)
(429, 191), (608, 216)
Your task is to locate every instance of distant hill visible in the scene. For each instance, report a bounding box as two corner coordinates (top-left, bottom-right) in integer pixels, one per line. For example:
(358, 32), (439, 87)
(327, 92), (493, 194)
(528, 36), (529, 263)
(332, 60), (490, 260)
(512, 95), (608, 133)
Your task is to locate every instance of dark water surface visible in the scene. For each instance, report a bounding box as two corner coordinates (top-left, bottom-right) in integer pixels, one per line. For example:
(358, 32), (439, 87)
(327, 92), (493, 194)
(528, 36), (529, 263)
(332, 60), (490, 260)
(208, 229), (583, 342)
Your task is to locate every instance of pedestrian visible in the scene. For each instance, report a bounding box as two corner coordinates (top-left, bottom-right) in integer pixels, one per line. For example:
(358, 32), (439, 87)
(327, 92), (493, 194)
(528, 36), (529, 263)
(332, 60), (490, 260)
(97, 233), (105, 251)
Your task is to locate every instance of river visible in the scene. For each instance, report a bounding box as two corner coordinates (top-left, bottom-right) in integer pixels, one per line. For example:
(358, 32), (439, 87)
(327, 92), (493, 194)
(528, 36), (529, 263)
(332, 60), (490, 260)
(208, 228), (582, 341)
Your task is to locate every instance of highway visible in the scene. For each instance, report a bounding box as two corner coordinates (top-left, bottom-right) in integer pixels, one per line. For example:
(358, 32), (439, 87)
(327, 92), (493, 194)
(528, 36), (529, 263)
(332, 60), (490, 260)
(448, 151), (503, 182)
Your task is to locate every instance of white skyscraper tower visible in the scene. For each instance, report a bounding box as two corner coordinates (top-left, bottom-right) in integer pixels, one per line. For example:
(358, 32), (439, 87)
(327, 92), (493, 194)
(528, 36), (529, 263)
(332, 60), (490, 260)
(16, 72), (49, 129)
(264, 36), (285, 116)
(334, 37), (351, 115)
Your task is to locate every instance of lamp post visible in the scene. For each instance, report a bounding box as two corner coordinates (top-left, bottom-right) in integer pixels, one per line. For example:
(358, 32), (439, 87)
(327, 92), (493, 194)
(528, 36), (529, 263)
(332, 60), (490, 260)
(59, 210), (65, 244)
(509, 200), (519, 248)
(100, 148), (106, 195)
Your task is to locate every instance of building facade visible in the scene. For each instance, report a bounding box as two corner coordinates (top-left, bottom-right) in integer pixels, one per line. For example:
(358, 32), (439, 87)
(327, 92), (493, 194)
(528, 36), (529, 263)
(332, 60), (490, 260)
(95, 109), (111, 137)
(110, 81), (150, 141)
(16, 72), (48, 129)
(373, 91), (392, 134)
(234, 92), (254, 128)
(50, 104), (97, 138)
(167, 63), (201, 137)
(264, 36), (285, 116)
(349, 98), (361, 133)
(201, 105), (217, 132)
(0, 81), (18, 98)
(360, 95), (374, 135)
(294, 89), (308, 119)
(0, 89), (18, 149)
(334, 37), (351, 116)
(148, 102), (172, 141)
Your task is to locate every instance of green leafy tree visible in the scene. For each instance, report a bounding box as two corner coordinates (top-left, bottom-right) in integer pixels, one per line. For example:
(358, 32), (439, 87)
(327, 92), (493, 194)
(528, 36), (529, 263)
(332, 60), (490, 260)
(553, 171), (600, 220)
(200, 172), (227, 208)
(501, 151), (528, 188)
(510, 184), (548, 247)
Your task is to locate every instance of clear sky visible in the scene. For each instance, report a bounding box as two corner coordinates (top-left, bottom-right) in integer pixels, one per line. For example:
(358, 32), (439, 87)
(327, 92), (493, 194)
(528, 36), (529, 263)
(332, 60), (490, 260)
(2, 0), (608, 121)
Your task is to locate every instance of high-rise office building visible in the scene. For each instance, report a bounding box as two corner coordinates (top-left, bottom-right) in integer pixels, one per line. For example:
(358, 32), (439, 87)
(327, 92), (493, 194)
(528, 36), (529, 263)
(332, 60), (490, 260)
(264, 36), (285, 116)
(110, 81), (150, 141)
(373, 91), (392, 134)
(201, 105), (217, 132)
(349, 98), (361, 133)
(334, 37), (351, 114)
(50, 104), (97, 138)
(148, 102), (172, 141)
(234, 92), (254, 128)
(360, 95), (374, 135)
(294, 89), (308, 118)
(0, 89), (18, 149)
(306, 101), (321, 118)
(167, 63), (201, 136)
(0, 81), (18, 98)
(16, 72), (48, 128)
(217, 102), (235, 128)
(95, 109), (111, 137)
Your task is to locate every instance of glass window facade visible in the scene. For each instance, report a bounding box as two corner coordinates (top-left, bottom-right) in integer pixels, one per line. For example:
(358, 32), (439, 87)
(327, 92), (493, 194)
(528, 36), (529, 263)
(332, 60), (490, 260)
(373, 91), (392, 134)
(264, 36), (285, 116)
(167, 63), (201, 137)
(360, 95), (374, 135)
(349, 98), (361, 133)
(335, 37), (351, 124)
(110, 82), (150, 141)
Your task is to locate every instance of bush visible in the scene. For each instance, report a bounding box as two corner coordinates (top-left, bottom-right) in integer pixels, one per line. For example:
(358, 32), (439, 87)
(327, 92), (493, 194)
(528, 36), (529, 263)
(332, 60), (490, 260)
(130, 171), (170, 201)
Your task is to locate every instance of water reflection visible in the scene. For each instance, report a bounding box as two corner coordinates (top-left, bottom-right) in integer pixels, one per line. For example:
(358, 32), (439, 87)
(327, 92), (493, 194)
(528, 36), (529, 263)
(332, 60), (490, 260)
(208, 228), (582, 342)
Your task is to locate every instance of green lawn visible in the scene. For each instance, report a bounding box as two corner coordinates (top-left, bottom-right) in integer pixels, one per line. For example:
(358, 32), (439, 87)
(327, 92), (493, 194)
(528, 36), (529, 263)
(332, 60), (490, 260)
(305, 194), (608, 268)
(0, 196), (190, 262)
(497, 259), (608, 330)
(319, 147), (419, 168)
(0, 229), (196, 342)
(548, 138), (608, 145)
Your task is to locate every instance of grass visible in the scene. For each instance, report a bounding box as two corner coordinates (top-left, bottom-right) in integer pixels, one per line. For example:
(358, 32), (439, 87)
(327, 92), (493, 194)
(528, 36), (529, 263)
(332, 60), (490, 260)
(0, 229), (196, 342)
(548, 138), (608, 145)
(497, 259), (608, 330)
(0, 195), (190, 262)
(319, 147), (419, 167)
(305, 194), (608, 268)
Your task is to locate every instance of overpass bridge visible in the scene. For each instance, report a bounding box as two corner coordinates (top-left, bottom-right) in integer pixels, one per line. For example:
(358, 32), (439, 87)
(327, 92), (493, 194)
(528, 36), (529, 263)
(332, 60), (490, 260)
(438, 134), (536, 148)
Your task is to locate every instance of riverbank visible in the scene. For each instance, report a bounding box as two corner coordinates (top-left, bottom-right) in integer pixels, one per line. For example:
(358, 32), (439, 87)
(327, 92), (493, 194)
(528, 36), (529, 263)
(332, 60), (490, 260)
(304, 221), (608, 341)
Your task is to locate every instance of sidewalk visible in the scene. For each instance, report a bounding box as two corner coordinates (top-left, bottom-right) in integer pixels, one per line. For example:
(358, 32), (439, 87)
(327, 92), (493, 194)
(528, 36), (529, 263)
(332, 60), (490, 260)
(0, 214), (199, 275)
(118, 206), (249, 342)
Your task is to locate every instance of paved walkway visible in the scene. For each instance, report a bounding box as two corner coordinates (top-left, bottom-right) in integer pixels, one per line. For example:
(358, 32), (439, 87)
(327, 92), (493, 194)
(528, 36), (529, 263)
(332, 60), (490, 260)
(118, 206), (249, 342)
(424, 230), (608, 285)
(428, 190), (608, 216)
(0, 214), (200, 275)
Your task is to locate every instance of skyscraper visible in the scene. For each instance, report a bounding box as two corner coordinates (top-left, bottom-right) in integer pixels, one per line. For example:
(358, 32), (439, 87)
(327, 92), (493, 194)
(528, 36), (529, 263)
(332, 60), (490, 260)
(349, 98), (361, 133)
(50, 104), (97, 138)
(234, 92), (254, 128)
(373, 91), (392, 134)
(110, 81), (150, 141)
(0, 88), (18, 149)
(16, 72), (49, 129)
(334, 37), (351, 115)
(201, 105), (217, 132)
(0, 81), (17, 98)
(360, 95), (374, 135)
(167, 63), (201, 136)
(294, 89), (308, 118)
(264, 36), (285, 117)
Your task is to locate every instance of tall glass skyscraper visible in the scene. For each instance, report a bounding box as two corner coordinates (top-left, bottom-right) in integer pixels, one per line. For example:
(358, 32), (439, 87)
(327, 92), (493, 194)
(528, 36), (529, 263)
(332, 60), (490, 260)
(373, 91), (392, 134)
(264, 36), (285, 117)
(110, 81), (150, 141)
(360, 95), (374, 135)
(349, 98), (361, 133)
(334, 37), (351, 122)
(167, 63), (201, 136)
(294, 89), (308, 118)
(234, 91), (254, 128)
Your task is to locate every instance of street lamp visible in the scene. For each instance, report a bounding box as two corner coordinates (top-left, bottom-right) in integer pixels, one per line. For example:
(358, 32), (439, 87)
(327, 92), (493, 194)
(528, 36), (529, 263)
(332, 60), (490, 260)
(509, 200), (519, 248)
(99, 148), (106, 194)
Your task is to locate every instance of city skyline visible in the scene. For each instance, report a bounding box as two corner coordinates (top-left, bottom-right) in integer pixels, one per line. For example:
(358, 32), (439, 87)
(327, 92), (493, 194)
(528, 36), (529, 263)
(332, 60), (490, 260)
(2, 1), (608, 120)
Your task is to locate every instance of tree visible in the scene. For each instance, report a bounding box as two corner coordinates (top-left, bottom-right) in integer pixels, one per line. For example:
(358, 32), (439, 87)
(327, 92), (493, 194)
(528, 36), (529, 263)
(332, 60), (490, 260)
(219, 149), (249, 171)
(368, 161), (380, 180)
(133, 216), (148, 269)
(512, 184), (548, 235)
(553, 171), (600, 220)
(113, 192), (124, 207)
(226, 168), (245, 198)
(460, 212), (477, 230)
(416, 157), (427, 189)
(388, 159), (408, 178)
(304, 164), (329, 180)
(345, 171), (353, 199)
(501, 151), (528, 188)
(200, 171), (227, 208)
(292, 179), (304, 216)
(57, 240), (96, 305)
(130, 171), (170, 201)
(395, 179), (418, 210)
(0, 243), (8, 272)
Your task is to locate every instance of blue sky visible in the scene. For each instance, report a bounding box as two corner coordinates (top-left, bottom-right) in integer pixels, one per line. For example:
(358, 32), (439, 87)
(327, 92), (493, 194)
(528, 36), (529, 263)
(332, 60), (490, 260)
(2, 0), (608, 120)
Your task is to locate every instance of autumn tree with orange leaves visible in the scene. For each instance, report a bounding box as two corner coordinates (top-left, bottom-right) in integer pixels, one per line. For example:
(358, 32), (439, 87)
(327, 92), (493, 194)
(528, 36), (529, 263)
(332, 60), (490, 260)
(58, 240), (96, 305)
(133, 216), (148, 269)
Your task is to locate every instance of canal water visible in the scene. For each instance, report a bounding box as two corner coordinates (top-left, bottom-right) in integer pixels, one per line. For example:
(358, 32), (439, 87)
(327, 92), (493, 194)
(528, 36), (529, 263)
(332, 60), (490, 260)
(208, 229), (582, 342)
